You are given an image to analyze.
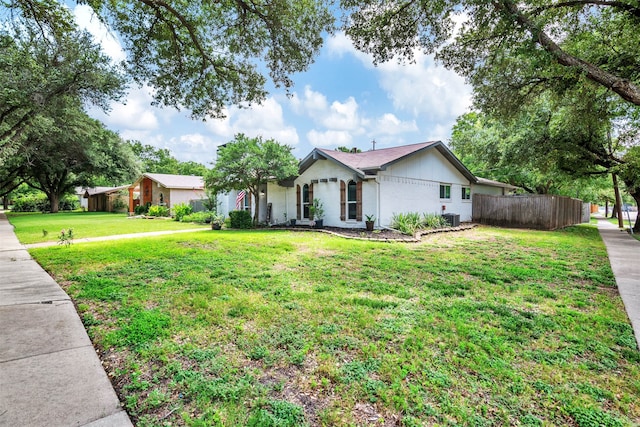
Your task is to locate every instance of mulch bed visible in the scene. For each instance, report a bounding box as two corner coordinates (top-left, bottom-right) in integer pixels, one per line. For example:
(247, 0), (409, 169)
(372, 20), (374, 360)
(268, 223), (478, 242)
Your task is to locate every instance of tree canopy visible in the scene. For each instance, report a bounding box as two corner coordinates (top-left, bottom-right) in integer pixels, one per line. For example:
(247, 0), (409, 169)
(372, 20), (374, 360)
(19, 103), (139, 212)
(129, 142), (207, 176)
(342, 1), (640, 112)
(0, 25), (125, 162)
(3, 0), (334, 119)
(204, 134), (298, 224)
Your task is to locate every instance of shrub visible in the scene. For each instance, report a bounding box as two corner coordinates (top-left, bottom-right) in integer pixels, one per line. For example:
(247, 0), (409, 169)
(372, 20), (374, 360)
(229, 210), (253, 229)
(134, 202), (151, 215)
(391, 212), (451, 235)
(12, 193), (78, 212)
(173, 203), (193, 221)
(391, 212), (422, 235)
(422, 212), (449, 228)
(111, 192), (128, 212)
(148, 205), (170, 217)
(181, 211), (213, 224)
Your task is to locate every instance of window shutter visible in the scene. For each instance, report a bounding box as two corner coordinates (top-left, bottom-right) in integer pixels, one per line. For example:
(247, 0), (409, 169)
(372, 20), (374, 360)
(296, 185), (301, 220)
(309, 183), (314, 204)
(356, 181), (362, 221)
(340, 180), (346, 221)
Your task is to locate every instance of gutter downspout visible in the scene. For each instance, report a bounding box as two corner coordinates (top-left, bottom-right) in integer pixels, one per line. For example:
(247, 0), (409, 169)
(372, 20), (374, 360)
(375, 176), (381, 228)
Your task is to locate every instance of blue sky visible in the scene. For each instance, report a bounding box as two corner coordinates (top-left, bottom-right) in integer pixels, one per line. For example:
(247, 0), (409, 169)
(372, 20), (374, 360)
(74, 5), (472, 166)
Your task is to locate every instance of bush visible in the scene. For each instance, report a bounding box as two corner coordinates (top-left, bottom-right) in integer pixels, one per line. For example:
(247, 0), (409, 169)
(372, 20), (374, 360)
(134, 202), (151, 215)
(422, 213), (449, 228)
(391, 212), (450, 235)
(111, 193), (128, 212)
(181, 211), (213, 224)
(12, 193), (78, 212)
(391, 212), (422, 235)
(229, 210), (253, 229)
(173, 203), (193, 221)
(148, 205), (170, 217)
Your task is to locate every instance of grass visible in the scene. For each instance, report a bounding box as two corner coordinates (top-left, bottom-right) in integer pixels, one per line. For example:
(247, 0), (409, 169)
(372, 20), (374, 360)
(26, 224), (640, 426)
(7, 211), (208, 244)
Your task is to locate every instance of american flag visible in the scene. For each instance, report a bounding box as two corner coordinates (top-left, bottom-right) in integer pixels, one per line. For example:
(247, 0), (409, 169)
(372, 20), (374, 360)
(235, 190), (246, 210)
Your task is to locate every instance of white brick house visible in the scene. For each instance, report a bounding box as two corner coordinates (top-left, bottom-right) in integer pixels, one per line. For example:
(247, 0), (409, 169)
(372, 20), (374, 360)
(264, 141), (515, 228)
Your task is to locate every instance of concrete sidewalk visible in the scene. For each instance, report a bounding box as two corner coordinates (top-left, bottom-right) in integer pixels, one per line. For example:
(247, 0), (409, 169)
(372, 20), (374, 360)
(0, 213), (132, 427)
(596, 216), (640, 347)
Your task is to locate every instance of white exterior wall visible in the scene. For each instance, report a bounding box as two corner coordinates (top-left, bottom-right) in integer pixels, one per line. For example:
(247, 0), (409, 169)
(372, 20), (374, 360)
(266, 182), (290, 224)
(168, 188), (206, 214)
(291, 159), (378, 228)
(378, 149), (473, 224)
(265, 149), (511, 228)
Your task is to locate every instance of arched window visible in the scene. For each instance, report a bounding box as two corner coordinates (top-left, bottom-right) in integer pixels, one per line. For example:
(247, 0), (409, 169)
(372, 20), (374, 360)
(347, 180), (357, 220)
(303, 184), (310, 218)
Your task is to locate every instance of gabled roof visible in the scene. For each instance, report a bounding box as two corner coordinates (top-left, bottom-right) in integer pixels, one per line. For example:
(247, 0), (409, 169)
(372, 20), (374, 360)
(84, 185), (129, 197)
(133, 173), (204, 189)
(299, 141), (477, 182)
(475, 177), (519, 191)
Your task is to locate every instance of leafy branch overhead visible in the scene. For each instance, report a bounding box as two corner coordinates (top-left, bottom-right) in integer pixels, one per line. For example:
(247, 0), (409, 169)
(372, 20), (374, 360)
(3, 0), (334, 119)
(341, 0), (640, 110)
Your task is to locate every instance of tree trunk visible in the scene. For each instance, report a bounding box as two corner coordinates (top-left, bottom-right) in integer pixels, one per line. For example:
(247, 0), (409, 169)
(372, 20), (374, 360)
(253, 191), (260, 225)
(630, 193), (640, 233)
(612, 174), (624, 228)
(48, 192), (60, 213)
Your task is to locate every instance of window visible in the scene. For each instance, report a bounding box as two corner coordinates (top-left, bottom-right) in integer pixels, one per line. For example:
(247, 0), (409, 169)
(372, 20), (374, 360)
(347, 180), (357, 220)
(439, 184), (451, 199)
(462, 187), (471, 200)
(243, 193), (250, 211)
(302, 184), (310, 218)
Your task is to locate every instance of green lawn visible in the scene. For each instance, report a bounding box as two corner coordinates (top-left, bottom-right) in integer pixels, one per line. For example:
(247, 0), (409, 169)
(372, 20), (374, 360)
(7, 211), (208, 244)
(29, 226), (640, 426)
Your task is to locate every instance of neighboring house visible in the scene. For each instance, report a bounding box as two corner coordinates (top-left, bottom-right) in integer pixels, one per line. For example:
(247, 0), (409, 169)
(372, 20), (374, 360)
(74, 187), (88, 211)
(128, 173), (205, 214)
(259, 141), (515, 228)
(84, 186), (129, 212)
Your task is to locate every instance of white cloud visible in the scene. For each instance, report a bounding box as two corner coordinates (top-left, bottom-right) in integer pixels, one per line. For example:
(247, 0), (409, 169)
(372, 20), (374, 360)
(290, 86), (328, 116)
(307, 130), (353, 148)
(327, 32), (369, 63)
(73, 5), (126, 62)
(166, 134), (217, 165)
(372, 114), (418, 135)
(326, 32), (472, 123)
(322, 97), (366, 131)
(94, 86), (159, 130)
(204, 97), (299, 146)
(377, 56), (472, 121)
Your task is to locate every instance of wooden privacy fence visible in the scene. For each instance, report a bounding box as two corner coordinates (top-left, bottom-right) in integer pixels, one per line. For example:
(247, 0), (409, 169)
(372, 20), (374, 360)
(472, 194), (584, 230)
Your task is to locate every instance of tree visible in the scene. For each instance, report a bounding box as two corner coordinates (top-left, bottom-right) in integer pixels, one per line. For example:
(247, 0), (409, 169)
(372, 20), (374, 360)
(450, 111), (569, 194)
(21, 103), (139, 212)
(617, 147), (640, 232)
(0, 26), (125, 162)
(4, 0), (334, 119)
(204, 134), (298, 224)
(129, 141), (208, 176)
(342, 1), (640, 111)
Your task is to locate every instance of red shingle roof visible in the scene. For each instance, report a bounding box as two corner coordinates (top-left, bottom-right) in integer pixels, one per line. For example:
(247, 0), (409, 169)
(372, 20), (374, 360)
(316, 142), (439, 172)
(299, 141), (476, 182)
